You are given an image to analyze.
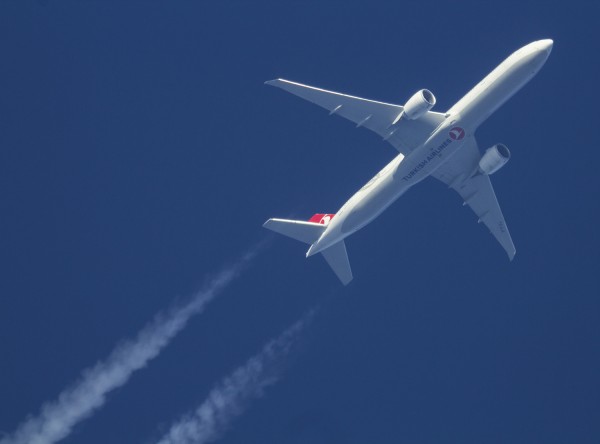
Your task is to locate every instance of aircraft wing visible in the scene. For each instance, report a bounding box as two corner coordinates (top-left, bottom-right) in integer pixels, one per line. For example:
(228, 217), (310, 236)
(266, 79), (446, 155)
(431, 136), (516, 260)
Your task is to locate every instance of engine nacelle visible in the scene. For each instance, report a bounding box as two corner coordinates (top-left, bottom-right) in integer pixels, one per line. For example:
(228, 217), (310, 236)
(478, 144), (511, 175)
(402, 89), (436, 120)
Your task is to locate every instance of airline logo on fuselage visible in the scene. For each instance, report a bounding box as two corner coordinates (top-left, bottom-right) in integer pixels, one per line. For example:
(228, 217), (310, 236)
(449, 127), (465, 140)
(401, 127), (466, 182)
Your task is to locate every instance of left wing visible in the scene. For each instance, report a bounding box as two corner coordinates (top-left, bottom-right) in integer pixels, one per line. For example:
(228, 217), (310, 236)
(431, 135), (516, 260)
(266, 79), (446, 156)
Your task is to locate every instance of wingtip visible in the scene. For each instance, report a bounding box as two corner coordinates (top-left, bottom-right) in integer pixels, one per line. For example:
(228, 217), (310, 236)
(264, 79), (281, 86)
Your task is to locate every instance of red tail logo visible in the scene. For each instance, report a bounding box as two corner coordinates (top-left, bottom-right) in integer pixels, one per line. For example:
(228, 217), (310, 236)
(308, 213), (335, 225)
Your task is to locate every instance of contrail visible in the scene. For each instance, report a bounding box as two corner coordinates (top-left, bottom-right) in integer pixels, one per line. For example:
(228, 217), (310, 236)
(0, 247), (262, 444)
(155, 310), (314, 444)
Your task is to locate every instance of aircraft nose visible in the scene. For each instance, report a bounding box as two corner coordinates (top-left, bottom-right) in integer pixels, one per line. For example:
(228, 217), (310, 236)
(537, 39), (553, 54)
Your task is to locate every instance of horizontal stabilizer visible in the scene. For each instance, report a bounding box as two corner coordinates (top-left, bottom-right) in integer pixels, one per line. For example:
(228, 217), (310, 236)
(263, 216), (353, 285)
(320, 241), (353, 285)
(263, 218), (326, 244)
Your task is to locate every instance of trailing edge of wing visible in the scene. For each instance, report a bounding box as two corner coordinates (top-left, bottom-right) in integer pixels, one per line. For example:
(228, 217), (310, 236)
(265, 78), (401, 133)
(431, 136), (516, 260)
(265, 78), (446, 155)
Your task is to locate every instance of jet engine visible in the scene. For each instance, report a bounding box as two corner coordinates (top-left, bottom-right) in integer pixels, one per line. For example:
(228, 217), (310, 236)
(478, 144), (511, 175)
(402, 89), (436, 120)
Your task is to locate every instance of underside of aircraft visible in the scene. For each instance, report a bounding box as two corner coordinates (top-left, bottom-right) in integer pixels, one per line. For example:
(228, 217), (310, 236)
(264, 40), (553, 284)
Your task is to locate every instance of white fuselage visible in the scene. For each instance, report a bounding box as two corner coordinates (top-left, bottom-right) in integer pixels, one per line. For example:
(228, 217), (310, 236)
(307, 40), (553, 257)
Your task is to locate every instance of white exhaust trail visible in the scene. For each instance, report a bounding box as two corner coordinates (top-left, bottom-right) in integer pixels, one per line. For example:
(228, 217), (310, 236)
(0, 247), (261, 444)
(155, 310), (314, 444)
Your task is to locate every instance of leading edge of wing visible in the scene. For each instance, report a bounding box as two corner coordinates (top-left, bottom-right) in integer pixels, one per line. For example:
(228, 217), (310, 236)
(265, 78), (404, 109)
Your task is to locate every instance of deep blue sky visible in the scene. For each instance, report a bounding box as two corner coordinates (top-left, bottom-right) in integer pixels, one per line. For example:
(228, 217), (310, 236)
(1, 1), (599, 443)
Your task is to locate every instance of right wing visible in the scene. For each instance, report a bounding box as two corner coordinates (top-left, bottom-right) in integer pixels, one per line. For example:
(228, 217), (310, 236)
(431, 136), (516, 260)
(266, 79), (446, 156)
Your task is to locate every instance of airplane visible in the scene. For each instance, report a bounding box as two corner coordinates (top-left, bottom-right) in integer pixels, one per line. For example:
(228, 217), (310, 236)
(263, 39), (553, 285)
